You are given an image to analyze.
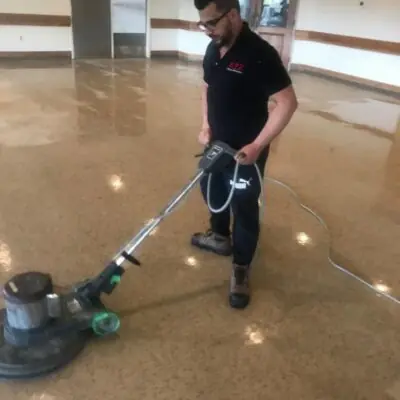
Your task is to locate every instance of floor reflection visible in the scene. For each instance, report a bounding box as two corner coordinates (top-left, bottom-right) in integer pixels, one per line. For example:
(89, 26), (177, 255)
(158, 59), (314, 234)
(73, 60), (147, 140)
(0, 240), (12, 273)
(244, 324), (265, 345)
(384, 117), (400, 196)
(309, 98), (400, 139)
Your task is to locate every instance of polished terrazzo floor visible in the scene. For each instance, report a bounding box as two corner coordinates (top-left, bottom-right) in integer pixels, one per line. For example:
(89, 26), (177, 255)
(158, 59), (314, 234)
(0, 59), (399, 399)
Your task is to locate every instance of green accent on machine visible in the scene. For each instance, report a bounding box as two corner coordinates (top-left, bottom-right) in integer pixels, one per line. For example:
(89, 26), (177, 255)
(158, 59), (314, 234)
(110, 275), (121, 285)
(91, 312), (121, 336)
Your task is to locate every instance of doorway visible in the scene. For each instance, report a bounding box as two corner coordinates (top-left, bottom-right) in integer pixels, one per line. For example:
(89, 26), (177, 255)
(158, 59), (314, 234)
(250, 0), (299, 68)
(111, 0), (147, 58)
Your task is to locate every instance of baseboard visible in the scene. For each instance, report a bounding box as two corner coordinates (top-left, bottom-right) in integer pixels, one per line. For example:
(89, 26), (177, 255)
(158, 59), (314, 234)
(0, 51), (71, 60)
(178, 51), (203, 62)
(291, 63), (400, 97)
(150, 50), (179, 58)
(150, 50), (202, 63)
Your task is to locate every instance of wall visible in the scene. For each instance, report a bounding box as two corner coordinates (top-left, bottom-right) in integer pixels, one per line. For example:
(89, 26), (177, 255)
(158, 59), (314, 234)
(178, 0), (209, 55)
(0, 0), (69, 14)
(2, 0), (397, 89)
(291, 0), (400, 87)
(150, 0), (399, 90)
(0, 0), (72, 55)
(149, 0), (179, 52)
(150, 0), (209, 56)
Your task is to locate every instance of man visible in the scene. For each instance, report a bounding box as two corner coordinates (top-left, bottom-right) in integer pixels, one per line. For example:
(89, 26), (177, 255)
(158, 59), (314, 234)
(191, 0), (298, 309)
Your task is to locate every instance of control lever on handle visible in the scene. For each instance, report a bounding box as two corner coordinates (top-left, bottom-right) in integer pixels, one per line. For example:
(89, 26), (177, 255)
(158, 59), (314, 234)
(194, 151), (206, 158)
(194, 141), (239, 159)
(194, 143), (212, 158)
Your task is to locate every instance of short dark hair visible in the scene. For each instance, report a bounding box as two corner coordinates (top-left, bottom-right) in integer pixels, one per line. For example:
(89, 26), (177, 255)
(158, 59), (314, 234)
(194, 0), (240, 12)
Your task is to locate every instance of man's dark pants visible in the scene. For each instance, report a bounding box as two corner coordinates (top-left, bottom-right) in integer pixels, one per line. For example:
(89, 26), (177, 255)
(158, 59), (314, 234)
(199, 147), (269, 266)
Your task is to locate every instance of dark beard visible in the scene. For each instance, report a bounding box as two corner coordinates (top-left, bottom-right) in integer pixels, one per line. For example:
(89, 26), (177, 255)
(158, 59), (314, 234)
(209, 25), (234, 48)
(211, 36), (226, 47)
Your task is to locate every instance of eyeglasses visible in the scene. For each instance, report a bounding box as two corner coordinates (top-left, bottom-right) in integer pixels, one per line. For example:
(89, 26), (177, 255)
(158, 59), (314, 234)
(197, 10), (230, 31)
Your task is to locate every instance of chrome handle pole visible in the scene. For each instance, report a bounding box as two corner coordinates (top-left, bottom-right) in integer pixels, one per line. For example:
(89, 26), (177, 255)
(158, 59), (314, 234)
(113, 169), (205, 267)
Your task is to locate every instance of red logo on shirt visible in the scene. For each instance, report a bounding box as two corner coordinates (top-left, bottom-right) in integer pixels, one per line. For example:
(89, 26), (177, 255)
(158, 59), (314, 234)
(227, 62), (244, 74)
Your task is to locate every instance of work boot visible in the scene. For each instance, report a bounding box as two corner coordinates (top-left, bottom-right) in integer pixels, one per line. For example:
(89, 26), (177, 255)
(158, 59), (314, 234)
(229, 264), (251, 309)
(191, 229), (232, 256)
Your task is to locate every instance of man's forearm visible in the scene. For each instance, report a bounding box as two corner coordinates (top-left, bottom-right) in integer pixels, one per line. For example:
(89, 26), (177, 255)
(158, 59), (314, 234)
(254, 88), (298, 149)
(201, 83), (209, 128)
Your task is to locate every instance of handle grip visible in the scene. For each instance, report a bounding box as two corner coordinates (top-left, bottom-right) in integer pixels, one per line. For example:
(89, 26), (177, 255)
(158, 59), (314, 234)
(206, 140), (238, 158)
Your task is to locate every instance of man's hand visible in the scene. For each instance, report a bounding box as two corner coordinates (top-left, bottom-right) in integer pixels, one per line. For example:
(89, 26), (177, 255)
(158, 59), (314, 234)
(235, 142), (263, 165)
(198, 126), (211, 146)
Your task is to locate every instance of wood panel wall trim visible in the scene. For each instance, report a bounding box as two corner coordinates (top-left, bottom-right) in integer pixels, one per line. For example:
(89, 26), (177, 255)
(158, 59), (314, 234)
(291, 63), (400, 96)
(0, 13), (71, 27)
(150, 18), (200, 31)
(295, 30), (400, 56)
(151, 19), (400, 56)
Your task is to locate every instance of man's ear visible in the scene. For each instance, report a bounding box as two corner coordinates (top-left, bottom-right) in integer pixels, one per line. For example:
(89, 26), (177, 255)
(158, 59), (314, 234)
(226, 8), (238, 22)
(230, 8), (240, 18)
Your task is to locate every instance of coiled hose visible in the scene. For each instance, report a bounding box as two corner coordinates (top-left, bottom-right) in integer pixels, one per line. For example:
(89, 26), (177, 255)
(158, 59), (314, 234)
(206, 159), (400, 306)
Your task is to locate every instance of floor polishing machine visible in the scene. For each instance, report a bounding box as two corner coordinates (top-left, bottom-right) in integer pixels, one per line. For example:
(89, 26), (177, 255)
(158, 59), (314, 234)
(0, 141), (245, 380)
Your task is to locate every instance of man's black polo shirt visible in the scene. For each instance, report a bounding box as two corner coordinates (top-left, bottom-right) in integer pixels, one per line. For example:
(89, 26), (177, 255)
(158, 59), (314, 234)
(203, 22), (292, 150)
